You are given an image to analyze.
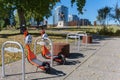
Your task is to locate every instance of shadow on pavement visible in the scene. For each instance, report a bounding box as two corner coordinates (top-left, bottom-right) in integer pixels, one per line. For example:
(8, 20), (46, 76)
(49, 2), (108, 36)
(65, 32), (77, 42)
(61, 53), (83, 65)
(32, 67), (66, 80)
(65, 60), (81, 65)
(5, 67), (66, 80)
(68, 53), (84, 59)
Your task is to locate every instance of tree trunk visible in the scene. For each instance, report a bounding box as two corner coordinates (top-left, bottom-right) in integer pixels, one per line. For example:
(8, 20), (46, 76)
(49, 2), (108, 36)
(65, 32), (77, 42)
(17, 8), (26, 33)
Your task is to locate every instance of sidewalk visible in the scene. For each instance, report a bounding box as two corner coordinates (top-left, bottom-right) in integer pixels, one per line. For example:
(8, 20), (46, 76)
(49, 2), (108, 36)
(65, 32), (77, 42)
(1, 36), (120, 80)
(65, 37), (120, 80)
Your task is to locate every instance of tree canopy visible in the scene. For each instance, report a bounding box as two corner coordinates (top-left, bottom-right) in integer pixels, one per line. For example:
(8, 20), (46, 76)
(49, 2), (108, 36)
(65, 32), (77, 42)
(97, 6), (111, 26)
(0, 0), (86, 22)
(110, 3), (120, 24)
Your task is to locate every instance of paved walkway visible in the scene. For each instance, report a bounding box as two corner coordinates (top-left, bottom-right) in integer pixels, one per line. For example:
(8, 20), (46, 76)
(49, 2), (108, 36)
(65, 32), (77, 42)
(1, 36), (120, 80)
(65, 37), (120, 80)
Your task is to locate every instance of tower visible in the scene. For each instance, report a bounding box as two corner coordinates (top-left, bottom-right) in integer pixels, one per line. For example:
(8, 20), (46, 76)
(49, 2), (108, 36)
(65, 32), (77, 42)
(54, 5), (68, 27)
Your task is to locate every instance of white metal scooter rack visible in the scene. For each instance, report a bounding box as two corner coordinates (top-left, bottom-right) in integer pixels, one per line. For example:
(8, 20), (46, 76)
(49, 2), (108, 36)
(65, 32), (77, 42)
(34, 36), (53, 67)
(66, 32), (80, 51)
(66, 32), (88, 51)
(1, 41), (25, 80)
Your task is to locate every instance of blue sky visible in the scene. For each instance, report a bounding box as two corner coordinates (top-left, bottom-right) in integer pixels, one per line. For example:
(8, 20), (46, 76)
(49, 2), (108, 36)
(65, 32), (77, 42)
(48, 0), (120, 24)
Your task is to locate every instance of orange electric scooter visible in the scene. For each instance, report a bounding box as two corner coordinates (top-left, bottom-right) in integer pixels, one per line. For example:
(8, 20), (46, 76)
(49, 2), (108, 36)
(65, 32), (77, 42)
(38, 29), (66, 64)
(24, 30), (50, 73)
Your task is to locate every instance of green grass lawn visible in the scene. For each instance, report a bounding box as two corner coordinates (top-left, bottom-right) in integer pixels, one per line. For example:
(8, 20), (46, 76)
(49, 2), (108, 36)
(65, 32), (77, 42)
(0, 29), (74, 66)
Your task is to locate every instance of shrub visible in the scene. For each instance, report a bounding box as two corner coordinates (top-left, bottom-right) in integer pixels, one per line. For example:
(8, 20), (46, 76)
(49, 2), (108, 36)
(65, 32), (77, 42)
(115, 29), (120, 36)
(97, 27), (114, 36)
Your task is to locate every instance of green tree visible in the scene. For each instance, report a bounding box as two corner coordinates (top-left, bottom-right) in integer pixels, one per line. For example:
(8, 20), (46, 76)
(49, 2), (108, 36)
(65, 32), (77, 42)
(97, 6), (111, 26)
(110, 3), (120, 25)
(0, 0), (12, 29)
(71, 0), (86, 14)
(0, 0), (86, 33)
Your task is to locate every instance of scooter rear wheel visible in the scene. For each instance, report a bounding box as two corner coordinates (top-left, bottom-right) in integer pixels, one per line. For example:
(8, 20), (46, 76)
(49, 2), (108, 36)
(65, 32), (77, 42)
(43, 62), (51, 73)
(58, 54), (66, 65)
